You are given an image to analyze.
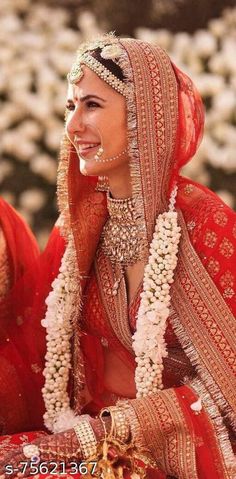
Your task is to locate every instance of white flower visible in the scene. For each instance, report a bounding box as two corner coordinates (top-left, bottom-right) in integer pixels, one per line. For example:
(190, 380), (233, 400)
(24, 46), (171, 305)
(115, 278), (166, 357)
(135, 28), (161, 46)
(194, 73), (224, 97)
(77, 11), (101, 39)
(216, 190), (234, 208)
(133, 188), (181, 396)
(208, 53), (227, 76)
(212, 123), (236, 147)
(0, 160), (13, 182)
(222, 38), (236, 75)
(19, 189), (47, 212)
(208, 18), (226, 38)
(139, 29), (172, 50)
(100, 44), (123, 61)
(42, 238), (83, 432)
(193, 30), (217, 58)
(30, 154), (57, 184)
(213, 89), (236, 120)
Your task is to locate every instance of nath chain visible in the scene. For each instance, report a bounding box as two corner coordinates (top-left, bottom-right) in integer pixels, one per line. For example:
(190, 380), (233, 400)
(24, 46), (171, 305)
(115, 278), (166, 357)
(95, 147), (128, 163)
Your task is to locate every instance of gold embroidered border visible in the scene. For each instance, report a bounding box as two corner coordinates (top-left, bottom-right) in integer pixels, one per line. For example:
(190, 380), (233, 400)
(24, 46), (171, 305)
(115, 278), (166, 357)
(171, 211), (236, 425)
(57, 137), (88, 414)
(117, 400), (151, 458)
(126, 391), (197, 478)
(0, 228), (11, 299)
(121, 39), (178, 244)
(57, 133), (72, 239)
(118, 40), (148, 257)
(190, 378), (236, 479)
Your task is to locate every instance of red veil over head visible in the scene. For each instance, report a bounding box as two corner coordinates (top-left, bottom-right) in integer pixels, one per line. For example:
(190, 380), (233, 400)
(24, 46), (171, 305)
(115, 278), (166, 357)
(58, 38), (205, 277)
(0, 38), (235, 476)
(57, 35), (235, 446)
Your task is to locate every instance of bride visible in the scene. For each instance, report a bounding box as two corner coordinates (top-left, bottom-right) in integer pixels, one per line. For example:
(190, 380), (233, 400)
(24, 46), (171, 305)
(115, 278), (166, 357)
(0, 34), (235, 478)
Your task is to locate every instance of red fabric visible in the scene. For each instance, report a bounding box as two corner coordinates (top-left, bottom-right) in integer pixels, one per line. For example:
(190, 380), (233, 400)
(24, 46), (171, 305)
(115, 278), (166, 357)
(0, 198), (65, 434)
(0, 431), (166, 478)
(177, 176), (236, 314)
(0, 198), (43, 434)
(0, 44), (235, 478)
(175, 386), (231, 479)
(0, 432), (82, 479)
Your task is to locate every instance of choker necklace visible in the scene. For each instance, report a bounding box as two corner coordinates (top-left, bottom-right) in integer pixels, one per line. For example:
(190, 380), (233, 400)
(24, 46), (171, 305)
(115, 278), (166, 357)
(101, 193), (143, 272)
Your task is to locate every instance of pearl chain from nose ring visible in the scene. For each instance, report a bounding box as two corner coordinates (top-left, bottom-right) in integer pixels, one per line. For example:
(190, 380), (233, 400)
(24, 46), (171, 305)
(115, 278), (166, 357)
(73, 135), (127, 163)
(94, 146), (128, 163)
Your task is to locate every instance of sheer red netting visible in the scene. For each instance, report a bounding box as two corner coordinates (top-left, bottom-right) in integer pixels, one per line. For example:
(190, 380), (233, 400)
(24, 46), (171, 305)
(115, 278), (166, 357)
(0, 198), (66, 434)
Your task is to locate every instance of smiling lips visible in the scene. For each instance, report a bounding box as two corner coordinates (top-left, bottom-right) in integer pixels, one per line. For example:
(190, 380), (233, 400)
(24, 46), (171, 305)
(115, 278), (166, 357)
(76, 142), (100, 156)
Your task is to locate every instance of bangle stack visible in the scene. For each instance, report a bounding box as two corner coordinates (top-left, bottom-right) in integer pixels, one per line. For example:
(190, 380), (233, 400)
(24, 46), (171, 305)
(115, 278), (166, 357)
(38, 447), (81, 460)
(74, 420), (97, 460)
(100, 406), (130, 443)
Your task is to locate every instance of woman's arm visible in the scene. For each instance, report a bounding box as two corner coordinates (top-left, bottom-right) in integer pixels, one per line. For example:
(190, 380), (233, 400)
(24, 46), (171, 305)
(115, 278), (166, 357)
(113, 381), (235, 479)
(98, 187), (236, 479)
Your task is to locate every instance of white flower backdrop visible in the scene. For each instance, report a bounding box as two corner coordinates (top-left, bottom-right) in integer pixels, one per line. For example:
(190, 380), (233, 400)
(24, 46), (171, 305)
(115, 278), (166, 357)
(0, 0), (235, 248)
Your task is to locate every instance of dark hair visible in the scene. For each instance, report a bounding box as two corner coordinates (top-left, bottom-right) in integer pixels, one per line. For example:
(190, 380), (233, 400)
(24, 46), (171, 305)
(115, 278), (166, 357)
(90, 47), (125, 82)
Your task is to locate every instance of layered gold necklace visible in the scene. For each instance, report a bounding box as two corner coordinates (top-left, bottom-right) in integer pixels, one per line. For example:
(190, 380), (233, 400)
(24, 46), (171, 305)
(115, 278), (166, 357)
(100, 193), (143, 268)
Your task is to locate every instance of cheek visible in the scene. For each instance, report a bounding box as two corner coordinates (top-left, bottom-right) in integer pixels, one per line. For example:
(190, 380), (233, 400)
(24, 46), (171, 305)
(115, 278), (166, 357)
(102, 110), (127, 147)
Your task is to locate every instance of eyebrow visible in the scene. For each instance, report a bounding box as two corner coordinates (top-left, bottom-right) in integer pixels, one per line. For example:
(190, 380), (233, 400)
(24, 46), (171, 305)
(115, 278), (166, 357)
(67, 94), (106, 103)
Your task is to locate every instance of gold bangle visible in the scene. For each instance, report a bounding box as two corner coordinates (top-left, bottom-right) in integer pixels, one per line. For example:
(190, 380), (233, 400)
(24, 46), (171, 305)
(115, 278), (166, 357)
(74, 419), (97, 460)
(100, 406), (130, 443)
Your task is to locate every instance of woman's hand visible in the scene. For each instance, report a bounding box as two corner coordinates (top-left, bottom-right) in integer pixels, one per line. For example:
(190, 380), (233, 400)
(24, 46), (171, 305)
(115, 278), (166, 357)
(0, 415), (110, 478)
(0, 428), (81, 478)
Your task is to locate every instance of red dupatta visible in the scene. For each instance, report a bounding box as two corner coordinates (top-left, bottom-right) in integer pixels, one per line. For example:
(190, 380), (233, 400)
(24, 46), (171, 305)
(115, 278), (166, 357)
(1, 34), (235, 477)
(0, 198), (43, 433)
(0, 199), (67, 434)
(55, 36), (235, 476)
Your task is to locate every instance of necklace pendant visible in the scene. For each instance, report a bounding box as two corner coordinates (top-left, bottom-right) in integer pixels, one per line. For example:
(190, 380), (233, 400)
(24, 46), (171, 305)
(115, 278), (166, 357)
(112, 277), (122, 295)
(101, 193), (144, 267)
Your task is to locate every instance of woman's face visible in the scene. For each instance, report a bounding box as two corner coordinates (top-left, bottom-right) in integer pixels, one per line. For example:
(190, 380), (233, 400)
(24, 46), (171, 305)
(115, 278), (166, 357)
(66, 66), (128, 177)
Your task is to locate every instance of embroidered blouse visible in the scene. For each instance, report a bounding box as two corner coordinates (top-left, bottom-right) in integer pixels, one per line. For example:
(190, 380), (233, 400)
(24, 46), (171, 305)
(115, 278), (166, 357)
(82, 260), (195, 398)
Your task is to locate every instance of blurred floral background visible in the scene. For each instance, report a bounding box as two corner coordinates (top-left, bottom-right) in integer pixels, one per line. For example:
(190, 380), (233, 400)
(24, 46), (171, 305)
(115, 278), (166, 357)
(0, 0), (236, 249)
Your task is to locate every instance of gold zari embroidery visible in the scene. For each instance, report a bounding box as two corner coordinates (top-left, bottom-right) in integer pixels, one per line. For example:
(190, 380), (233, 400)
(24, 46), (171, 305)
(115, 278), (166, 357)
(171, 212), (236, 428)
(124, 391), (198, 478)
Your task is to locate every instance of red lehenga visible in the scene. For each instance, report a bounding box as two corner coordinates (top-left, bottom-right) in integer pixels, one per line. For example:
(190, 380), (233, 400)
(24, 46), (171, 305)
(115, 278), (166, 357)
(0, 36), (236, 479)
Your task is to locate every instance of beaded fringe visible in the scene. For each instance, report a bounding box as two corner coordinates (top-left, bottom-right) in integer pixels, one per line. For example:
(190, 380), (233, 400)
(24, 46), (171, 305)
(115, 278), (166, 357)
(169, 302), (236, 434)
(190, 377), (236, 478)
(170, 305), (236, 476)
(57, 132), (72, 239)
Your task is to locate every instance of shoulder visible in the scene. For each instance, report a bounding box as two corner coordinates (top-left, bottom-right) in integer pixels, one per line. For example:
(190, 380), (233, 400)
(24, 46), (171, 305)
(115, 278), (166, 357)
(177, 176), (236, 241)
(177, 176), (236, 312)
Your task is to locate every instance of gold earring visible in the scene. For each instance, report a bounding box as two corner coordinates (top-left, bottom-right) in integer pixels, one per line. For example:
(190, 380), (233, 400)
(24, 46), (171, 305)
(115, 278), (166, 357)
(96, 176), (109, 192)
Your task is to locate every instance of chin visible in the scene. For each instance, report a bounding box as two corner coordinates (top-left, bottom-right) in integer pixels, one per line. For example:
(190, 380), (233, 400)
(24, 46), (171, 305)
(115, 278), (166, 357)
(79, 158), (108, 177)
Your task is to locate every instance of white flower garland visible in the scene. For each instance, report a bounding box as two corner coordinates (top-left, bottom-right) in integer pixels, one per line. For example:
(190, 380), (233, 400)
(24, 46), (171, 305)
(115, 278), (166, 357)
(42, 187), (181, 430)
(132, 185), (181, 397)
(41, 236), (80, 432)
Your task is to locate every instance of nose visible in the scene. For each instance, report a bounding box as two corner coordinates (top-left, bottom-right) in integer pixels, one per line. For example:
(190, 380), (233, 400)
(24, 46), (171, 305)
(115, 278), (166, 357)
(66, 106), (86, 142)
